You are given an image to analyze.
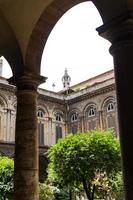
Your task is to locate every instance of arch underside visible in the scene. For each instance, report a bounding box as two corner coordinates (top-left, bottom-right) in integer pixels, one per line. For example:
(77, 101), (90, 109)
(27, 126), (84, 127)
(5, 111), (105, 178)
(0, 0), (131, 77)
(25, 0), (129, 75)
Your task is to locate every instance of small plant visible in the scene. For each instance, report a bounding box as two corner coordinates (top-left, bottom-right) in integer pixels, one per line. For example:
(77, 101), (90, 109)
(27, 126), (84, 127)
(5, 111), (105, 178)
(0, 156), (14, 200)
(39, 182), (57, 200)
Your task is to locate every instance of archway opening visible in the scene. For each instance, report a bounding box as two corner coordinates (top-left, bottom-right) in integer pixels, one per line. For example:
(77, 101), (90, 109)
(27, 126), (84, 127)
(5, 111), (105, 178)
(0, 56), (12, 79)
(0, 57), (16, 144)
(40, 1), (113, 92)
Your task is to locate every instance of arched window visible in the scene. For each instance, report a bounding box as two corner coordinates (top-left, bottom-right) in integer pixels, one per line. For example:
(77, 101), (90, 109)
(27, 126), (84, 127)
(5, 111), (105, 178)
(37, 109), (45, 146)
(71, 113), (78, 122)
(85, 105), (97, 130)
(56, 113), (61, 122)
(55, 113), (62, 142)
(88, 108), (95, 117)
(107, 102), (114, 112)
(38, 109), (44, 118)
(70, 112), (78, 134)
(105, 100), (116, 131)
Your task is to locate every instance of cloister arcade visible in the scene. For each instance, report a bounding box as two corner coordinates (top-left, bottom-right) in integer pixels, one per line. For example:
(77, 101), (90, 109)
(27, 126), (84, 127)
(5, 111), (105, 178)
(0, 0), (133, 199)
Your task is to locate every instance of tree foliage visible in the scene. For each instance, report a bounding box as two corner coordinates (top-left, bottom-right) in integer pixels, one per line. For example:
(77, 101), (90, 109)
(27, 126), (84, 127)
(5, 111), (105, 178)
(39, 182), (57, 200)
(0, 156), (14, 200)
(48, 130), (122, 200)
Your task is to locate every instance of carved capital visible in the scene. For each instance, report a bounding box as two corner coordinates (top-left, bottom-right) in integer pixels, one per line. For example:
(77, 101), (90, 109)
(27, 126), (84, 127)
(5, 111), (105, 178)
(8, 72), (47, 91)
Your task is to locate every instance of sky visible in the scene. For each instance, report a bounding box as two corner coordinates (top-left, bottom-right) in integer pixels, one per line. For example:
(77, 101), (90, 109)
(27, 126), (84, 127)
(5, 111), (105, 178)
(2, 2), (113, 92)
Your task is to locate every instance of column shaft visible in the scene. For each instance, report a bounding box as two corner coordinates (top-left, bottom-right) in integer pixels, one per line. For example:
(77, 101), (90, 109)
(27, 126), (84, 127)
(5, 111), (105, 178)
(97, 15), (133, 199)
(111, 42), (133, 200)
(10, 73), (46, 200)
(14, 89), (39, 200)
(98, 111), (103, 130)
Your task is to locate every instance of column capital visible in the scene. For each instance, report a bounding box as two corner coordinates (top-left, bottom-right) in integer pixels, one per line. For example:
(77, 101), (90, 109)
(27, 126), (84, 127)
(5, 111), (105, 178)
(8, 72), (47, 91)
(97, 11), (133, 44)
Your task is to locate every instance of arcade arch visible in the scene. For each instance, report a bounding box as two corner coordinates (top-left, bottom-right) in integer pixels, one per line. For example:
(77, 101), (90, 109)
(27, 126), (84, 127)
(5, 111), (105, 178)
(0, 1), (133, 200)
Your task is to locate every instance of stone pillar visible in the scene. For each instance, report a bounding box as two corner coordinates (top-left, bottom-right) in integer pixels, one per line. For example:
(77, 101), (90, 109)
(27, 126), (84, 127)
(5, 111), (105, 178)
(80, 114), (85, 133)
(10, 73), (46, 200)
(6, 108), (11, 141)
(48, 117), (52, 145)
(64, 119), (68, 135)
(97, 14), (133, 200)
(98, 110), (103, 130)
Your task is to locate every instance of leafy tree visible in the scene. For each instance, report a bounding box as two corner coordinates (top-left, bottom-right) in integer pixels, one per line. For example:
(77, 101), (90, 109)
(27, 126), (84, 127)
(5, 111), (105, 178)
(0, 156), (14, 200)
(48, 130), (122, 200)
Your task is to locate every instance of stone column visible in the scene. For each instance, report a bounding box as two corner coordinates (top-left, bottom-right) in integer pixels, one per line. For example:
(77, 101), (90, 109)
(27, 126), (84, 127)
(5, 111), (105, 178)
(97, 14), (133, 200)
(10, 73), (46, 200)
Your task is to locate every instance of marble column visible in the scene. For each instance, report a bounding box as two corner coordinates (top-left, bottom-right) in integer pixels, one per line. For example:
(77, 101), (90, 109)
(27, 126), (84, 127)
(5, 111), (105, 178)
(10, 73), (46, 200)
(97, 14), (133, 200)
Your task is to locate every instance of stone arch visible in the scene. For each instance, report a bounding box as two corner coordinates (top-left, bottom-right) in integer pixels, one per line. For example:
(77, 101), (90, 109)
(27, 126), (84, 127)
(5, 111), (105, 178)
(68, 108), (80, 121)
(0, 1), (131, 199)
(83, 102), (97, 115)
(67, 108), (80, 133)
(83, 102), (97, 131)
(53, 109), (65, 122)
(37, 104), (49, 118)
(25, 0), (127, 75)
(53, 109), (65, 142)
(101, 96), (117, 132)
(101, 96), (116, 111)
(0, 12), (23, 75)
(25, 0), (97, 74)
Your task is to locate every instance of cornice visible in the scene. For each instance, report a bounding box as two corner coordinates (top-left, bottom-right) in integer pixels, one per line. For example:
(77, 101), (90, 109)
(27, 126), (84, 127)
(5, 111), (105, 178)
(0, 77), (115, 105)
(38, 94), (65, 105)
(38, 83), (115, 105)
(67, 83), (115, 105)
